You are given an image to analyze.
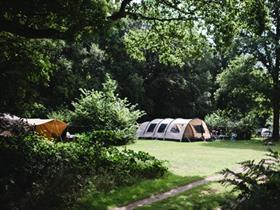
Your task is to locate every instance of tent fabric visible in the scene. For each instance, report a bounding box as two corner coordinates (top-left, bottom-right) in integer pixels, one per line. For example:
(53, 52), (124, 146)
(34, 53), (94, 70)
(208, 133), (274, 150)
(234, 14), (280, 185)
(142, 118), (164, 139)
(137, 118), (211, 141)
(24, 118), (67, 139)
(153, 118), (173, 139)
(0, 114), (67, 139)
(164, 118), (192, 140)
(136, 121), (150, 137)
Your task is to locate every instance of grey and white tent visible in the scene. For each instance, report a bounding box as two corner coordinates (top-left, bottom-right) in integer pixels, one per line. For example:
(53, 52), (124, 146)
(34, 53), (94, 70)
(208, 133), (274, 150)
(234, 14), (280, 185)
(136, 118), (211, 141)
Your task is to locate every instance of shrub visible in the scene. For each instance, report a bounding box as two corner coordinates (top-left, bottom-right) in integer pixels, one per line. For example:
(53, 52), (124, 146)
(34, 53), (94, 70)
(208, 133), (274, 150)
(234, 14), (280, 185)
(90, 147), (167, 190)
(205, 110), (256, 139)
(70, 74), (145, 144)
(0, 134), (98, 210)
(47, 107), (71, 122)
(220, 150), (280, 210)
(78, 130), (134, 147)
(0, 133), (167, 209)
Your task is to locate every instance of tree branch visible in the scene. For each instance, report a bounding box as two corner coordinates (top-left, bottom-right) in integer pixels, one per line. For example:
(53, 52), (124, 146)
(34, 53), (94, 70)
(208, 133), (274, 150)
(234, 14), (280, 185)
(108, 0), (199, 22)
(126, 12), (196, 22)
(160, 0), (198, 16)
(108, 0), (133, 20)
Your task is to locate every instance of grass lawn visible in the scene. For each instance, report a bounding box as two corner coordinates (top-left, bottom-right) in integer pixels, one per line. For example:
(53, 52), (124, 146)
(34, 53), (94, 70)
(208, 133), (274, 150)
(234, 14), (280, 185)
(74, 139), (280, 209)
(136, 182), (236, 210)
(72, 173), (201, 210)
(125, 139), (280, 176)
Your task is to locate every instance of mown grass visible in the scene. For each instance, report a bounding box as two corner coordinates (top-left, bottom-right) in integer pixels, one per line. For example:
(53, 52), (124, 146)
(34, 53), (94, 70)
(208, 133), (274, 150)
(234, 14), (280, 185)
(126, 139), (280, 176)
(136, 182), (236, 210)
(73, 173), (201, 210)
(74, 139), (280, 209)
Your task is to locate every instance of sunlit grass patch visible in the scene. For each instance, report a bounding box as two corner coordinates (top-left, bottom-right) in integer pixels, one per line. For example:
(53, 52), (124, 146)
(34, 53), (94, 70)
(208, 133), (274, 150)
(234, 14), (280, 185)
(73, 173), (201, 210)
(136, 182), (236, 210)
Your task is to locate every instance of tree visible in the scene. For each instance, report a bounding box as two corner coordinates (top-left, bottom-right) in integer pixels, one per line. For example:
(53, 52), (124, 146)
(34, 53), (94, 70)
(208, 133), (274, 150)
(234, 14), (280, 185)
(0, 33), (64, 116)
(228, 0), (280, 140)
(215, 55), (271, 124)
(0, 0), (223, 40)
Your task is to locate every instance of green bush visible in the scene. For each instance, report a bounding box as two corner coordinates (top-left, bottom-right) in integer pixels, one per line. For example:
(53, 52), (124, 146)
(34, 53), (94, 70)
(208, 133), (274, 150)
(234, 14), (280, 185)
(220, 150), (280, 210)
(0, 133), (167, 209)
(90, 147), (167, 190)
(205, 110), (256, 139)
(70, 74), (145, 144)
(47, 107), (71, 122)
(78, 130), (134, 147)
(0, 134), (98, 210)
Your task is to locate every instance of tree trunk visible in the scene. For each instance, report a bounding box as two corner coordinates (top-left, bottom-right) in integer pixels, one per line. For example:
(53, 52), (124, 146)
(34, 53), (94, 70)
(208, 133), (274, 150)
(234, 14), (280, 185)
(272, 81), (280, 140)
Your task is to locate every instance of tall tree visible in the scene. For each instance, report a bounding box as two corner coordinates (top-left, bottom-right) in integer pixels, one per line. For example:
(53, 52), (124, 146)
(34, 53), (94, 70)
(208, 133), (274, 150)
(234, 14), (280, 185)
(232, 0), (280, 140)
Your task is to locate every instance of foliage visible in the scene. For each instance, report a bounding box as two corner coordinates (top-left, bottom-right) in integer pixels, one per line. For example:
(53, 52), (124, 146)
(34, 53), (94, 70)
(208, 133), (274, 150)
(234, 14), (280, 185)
(125, 22), (210, 67)
(0, 0), (110, 40)
(219, 0), (280, 139)
(102, 20), (217, 119)
(78, 130), (134, 147)
(0, 134), (98, 210)
(47, 107), (71, 122)
(141, 58), (213, 119)
(0, 33), (63, 116)
(205, 110), (257, 140)
(215, 55), (271, 125)
(70, 74), (145, 141)
(220, 150), (280, 210)
(207, 56), (271, 138)
(0, 133), (166, 210)
(74, 173), (200, 210)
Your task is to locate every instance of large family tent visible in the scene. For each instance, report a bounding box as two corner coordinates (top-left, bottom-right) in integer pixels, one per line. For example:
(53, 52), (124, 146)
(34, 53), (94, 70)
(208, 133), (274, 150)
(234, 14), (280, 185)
(24, 119), (67, 139)
(137, 118), (211, 141)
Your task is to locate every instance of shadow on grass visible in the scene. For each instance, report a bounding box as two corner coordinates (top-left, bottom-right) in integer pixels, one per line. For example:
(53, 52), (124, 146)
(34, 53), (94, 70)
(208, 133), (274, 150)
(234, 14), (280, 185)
(137, 183), (236, 210)
(72, 173), (202, 210)
(201, 139), (280, 152)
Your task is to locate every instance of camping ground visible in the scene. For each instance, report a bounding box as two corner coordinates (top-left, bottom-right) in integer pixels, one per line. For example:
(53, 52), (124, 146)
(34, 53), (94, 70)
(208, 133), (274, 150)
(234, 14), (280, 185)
(74, 139), (280, 209)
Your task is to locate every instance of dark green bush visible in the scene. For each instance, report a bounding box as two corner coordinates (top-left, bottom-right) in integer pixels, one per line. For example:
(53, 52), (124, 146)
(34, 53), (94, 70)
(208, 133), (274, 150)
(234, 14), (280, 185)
(220, 150), (280, 210)
(205, 110), (256, 140)
(0, 134), (99, 210)
(0, 133), (167, 209)
(78, 130), (134, 147)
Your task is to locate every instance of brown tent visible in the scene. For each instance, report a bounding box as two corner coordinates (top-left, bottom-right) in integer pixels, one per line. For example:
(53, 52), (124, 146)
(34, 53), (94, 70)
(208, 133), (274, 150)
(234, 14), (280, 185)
(25, 119), (67, 139)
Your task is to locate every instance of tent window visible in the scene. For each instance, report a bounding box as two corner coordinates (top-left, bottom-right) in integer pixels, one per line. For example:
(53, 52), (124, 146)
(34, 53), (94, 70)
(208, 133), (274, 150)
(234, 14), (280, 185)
(147, 123), (157, 132)
(170, 124), (184, 133)
(194, 125), (205, 133)
(157, 124), (167, 133)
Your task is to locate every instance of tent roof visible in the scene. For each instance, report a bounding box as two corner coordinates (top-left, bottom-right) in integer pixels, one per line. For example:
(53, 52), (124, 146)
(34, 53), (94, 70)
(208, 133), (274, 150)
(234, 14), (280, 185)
(137, 118), (211, 141)
(24, 118), (55, 125)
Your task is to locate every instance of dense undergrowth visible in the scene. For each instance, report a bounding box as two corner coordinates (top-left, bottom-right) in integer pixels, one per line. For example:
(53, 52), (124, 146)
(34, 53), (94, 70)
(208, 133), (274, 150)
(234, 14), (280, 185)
(0, 133), (167, 210)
